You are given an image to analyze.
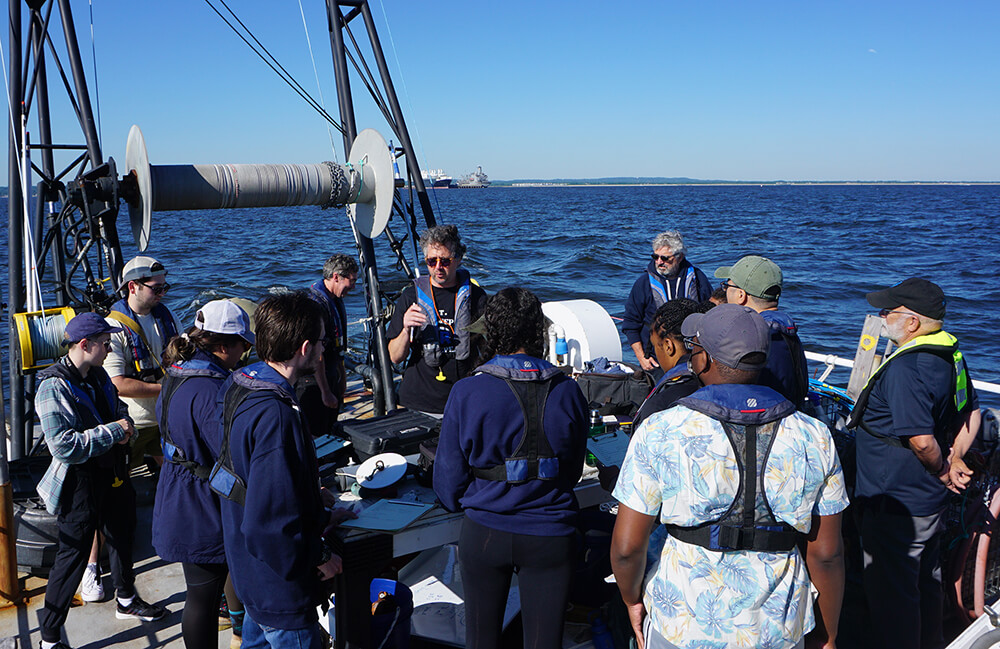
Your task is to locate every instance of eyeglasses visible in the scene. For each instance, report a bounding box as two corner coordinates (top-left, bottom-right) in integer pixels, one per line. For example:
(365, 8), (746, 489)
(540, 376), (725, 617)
(139, 281), (171, 295)
(681, 336), (704, 353)
(651, 253), (678, 264)
(425, 256), (454, 268)
(86, 338), (112, 350)
(878, 308), (919, 320)
(720, 281), (738, 290)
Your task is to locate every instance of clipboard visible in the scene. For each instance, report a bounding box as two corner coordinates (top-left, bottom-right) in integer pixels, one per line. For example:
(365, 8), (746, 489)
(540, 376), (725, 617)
(587, 430), (631, 469)
(340, 499), (435, 532)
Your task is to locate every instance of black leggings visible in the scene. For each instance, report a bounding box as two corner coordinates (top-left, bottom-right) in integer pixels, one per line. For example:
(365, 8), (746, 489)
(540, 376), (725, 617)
(459, 517), (577, 649)
(182, 562), (228, 649)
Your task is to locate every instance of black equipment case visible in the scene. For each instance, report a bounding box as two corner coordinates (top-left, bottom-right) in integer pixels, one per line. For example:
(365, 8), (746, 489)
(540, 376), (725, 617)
(576, 361), (654, 417)
(342, 409), (441, 461)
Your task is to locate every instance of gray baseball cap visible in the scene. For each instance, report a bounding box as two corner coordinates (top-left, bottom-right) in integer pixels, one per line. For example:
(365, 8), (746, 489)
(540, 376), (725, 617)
(681, 304), (770, 371)
(715, 255), (782, 301)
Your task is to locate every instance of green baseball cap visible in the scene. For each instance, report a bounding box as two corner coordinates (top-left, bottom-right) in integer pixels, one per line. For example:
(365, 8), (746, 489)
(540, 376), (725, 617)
(715, 255), (783, 301)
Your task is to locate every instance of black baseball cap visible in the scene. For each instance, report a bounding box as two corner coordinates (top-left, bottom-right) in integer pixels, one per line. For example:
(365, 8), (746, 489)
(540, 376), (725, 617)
(866, 278), (947, 320)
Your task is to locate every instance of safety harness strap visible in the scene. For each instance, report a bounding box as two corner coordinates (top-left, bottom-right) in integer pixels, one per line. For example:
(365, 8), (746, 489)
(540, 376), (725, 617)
(473, 378), (559, 483)
(665, 420), (800, 552)
(209, 383), (250, 505)
(158, 375), (213, 481)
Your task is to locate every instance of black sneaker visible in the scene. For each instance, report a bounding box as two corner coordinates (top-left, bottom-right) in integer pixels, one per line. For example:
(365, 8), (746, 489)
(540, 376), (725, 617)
(115, 595), (166, 621)
(40, 642), (73, 649)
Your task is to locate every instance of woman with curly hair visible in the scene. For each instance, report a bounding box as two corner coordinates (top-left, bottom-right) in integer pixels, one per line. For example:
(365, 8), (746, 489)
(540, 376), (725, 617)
(434, 287), (589, 649)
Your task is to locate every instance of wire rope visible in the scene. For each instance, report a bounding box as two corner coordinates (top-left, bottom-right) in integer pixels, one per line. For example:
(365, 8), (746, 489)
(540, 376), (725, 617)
(297, 0), (338, 160)
(203, 0), (345, 134)
(374, 0), (444, 219)
(87, 0), (102, 151)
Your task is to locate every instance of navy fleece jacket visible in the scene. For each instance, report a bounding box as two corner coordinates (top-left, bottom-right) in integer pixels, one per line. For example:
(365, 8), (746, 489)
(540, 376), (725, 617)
(152, 349), (228, 564)
(622, 259), (713, 356)
(433, 355), (589, 536)
(217, 362), (329, 630)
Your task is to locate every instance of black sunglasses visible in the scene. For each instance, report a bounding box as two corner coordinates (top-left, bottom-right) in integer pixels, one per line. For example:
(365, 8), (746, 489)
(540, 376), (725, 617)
(138, 281), (171, 295)
(650, 253), (678, 263)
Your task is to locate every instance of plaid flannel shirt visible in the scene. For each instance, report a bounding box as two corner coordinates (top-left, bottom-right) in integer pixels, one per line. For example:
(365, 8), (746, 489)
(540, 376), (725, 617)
(35, 369), (131, 514)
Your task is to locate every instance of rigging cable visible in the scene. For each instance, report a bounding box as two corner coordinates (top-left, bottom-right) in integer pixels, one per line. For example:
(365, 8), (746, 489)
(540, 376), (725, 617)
(296, 0), (338, 160)
(0, 37), (47, 315)
(374, 0), (444, 219)
(203, 0), (345, 135)
(87, 0), (103, 151)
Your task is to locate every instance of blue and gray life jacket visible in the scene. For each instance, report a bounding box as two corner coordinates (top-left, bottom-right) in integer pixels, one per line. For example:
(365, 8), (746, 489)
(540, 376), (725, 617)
(413, 270), (473, 368)
(108, 298), (178, 381)
(158, 356), (229, 481)
(648, 265), (698, 309)
(209, 367), (301, 506)
(664, 384), (802, 552)
(471, 356), (563, 484)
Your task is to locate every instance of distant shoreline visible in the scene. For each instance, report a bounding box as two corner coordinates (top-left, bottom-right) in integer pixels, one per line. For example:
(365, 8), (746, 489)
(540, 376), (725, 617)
(6, 181), (999, 197)
(496, 181), (1000, 188)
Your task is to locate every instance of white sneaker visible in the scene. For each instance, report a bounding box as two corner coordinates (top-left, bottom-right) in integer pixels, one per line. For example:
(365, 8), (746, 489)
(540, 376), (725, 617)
(80, 563), (104, 602)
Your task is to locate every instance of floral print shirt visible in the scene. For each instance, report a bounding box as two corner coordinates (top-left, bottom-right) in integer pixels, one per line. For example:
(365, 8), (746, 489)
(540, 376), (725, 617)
(614, 405), (849, 649)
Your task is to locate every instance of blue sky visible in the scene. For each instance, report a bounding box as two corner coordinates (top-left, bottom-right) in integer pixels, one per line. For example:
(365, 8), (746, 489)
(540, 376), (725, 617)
(3, 0), (999, 182)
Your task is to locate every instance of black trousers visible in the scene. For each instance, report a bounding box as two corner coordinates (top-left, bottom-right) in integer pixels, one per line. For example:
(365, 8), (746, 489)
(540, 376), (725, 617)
(182, 562), (229, 649)
(459, 516), (577, 649)
(38, 464), (137, 643)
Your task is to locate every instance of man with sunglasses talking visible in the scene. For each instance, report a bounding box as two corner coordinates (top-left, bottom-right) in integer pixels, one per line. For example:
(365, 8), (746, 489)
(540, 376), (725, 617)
(623, 231), (713, 376)
(105, 256), (181, 469)
(848, 278), (980, 649)
(387, 225), (488, 415)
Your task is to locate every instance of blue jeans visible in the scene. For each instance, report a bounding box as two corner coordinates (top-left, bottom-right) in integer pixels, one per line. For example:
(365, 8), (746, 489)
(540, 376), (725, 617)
(241, 612), (325, 649)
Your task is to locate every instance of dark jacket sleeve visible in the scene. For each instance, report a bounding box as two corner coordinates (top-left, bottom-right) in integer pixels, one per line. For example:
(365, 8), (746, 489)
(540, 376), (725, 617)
(694, 267), (714, 301)
(433, 381), (472, 512)
(622, 275), (650, 347)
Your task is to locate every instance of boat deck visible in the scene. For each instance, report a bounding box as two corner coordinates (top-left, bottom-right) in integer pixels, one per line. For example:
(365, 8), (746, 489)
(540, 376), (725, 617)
(0, 379), (380, 649)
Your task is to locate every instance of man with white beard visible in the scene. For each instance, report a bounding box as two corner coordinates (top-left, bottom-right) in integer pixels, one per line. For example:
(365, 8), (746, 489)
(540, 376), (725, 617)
(848, 277), (981, 649)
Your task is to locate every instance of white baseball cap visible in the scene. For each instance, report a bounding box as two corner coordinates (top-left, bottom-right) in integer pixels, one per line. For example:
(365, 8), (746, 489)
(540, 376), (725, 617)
(122, 255), (167, 283)
(195, 300), (255, 344)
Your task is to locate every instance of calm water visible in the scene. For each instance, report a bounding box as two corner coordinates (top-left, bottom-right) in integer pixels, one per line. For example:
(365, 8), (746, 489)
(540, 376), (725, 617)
(2, 184), (999, 406)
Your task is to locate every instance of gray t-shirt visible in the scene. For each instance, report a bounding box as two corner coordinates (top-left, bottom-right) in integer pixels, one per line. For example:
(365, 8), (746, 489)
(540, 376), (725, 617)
(104, 310), (180, 428)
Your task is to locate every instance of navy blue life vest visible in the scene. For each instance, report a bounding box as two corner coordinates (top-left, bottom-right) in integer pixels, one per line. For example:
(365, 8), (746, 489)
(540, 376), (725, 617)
(159, 355), (229, 480)
(759, 310), (809, 408)
(308, 279), (348, 353)
(664, 384), (802, 552)
(38, 355), (118, 430)
(109, 298), (178, 381)
(470, 356), (563, 484)
(38, 356), (125, 470)
(633, 361), (697, 429)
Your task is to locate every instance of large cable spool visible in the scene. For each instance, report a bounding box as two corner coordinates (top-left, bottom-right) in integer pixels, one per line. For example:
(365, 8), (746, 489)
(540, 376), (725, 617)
(13, 307), (77, 372)
(124, 125), (395, 251)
